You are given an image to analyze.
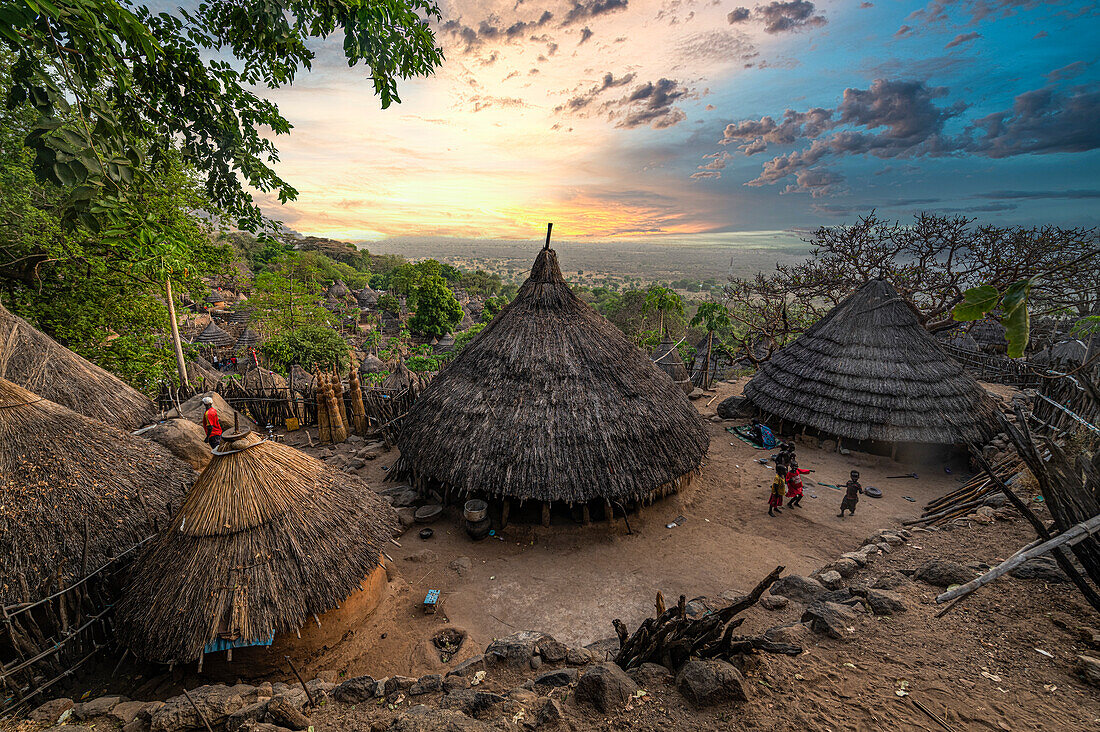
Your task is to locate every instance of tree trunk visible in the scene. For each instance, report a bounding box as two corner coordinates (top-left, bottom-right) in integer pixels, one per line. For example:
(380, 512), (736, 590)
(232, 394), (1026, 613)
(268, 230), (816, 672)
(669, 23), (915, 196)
(166, 277), (188, 387)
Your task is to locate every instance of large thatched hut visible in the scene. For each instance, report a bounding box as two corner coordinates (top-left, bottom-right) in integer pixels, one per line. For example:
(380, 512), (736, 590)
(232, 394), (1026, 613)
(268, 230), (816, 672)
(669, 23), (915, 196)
(390, 243), (708, 521)
(192, 321), (234, 349)
(0, 378), (193, 606)
(0, 303), (156, 429)
(116, 430), (396, 667)
(743, 279), (999, 448)
(970, 318), (1008, 354)
(650, 335), (693, 395)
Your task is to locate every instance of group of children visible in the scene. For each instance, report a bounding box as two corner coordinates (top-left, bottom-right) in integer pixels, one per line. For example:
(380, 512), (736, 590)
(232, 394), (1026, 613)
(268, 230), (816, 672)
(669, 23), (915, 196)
(764, 439), (865, 518)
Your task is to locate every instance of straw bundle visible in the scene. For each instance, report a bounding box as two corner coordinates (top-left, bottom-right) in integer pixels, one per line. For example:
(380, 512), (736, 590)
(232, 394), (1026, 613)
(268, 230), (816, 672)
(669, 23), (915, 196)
(331, 369), (349, 428)
(315, 371), (331, 443)
(743, 279), (999, 445)
(115, 431), (396, 663)
(0, 303), (157, 429)
(348, 367), (368, 434)
(0, 378), (193, 605)
(391, 244), (708, 505)
(326, 373), (348, 443)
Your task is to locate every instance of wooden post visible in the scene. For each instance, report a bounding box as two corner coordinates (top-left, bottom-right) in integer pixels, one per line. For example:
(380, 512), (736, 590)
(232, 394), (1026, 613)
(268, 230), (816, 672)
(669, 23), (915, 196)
(501, 499), (511, 529)
(166, 277), (189, 387)
(541, 501), (551, 528)
(581, 504), (590, 525)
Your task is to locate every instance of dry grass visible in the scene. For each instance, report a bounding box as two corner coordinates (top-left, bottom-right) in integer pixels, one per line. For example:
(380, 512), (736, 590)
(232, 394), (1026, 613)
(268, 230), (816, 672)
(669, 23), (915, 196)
(0, 378), (194, 605)
(744, 279), (1000, 444)
(116, 431), (396, 663)
(391, 245), (709, 505)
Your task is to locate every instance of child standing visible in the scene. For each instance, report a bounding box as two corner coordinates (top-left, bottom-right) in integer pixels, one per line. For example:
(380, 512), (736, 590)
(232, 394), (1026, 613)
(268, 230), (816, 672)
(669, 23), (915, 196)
(785, 460), (813, 508)
(838, 470), (863, 518)
(768, 466), (786, 517)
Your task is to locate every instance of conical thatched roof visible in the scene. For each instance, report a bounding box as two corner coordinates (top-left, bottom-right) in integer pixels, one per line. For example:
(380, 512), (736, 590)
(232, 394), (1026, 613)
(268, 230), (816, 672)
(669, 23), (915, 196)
(936, 328), (980, 352)
(235, 328), (261, 350)
(192, 321), (234, 347)
(354, 287), (380, 307)
(289, 364), (315, 393)
(360, 354), (385, 374)
(327, 279), (350, 299)
(0, 378), (193, 605)
(0, 303), (156, 429)
(970, 318), (1007, 349)
(650, 335), (692, 395)
(205, 290), (229, 304)
(743, 280), (999, 445)
(391, 245), (708, 505)
(1040, 339), (1087, 366)
(383, 361), (419, 393)
(115, 431), (396, 663)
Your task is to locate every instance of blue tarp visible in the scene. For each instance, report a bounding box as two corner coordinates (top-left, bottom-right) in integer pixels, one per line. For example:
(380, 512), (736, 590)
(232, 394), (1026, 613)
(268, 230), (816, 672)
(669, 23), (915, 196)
(203, 630), (275, 654)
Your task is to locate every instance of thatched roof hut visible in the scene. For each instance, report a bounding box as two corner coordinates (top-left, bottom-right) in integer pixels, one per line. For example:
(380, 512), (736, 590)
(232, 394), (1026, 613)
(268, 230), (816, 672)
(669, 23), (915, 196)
(0, 303), (156, 429)
(205, 291), (229, 306)
(242, 367), (288, 392)
(650, 335), (693, 395)
(327, 279), (350, 299)
(743, 280), (999, 445)
(289, 364), (315, 393)
(115, 430), (395, 664)
(360, 354), (385, 375)
(936, 328), (980, 352)
(0, 378), (193, 605)
(391, 244), (708, 507)
(235, 328), (261, 351)
(1034, 338), (1087, 367)
(354, 287), (380, 307)
(383, 361), (420, 393)
(969, 318), (1007, 353)
(192, 322), (234, 348)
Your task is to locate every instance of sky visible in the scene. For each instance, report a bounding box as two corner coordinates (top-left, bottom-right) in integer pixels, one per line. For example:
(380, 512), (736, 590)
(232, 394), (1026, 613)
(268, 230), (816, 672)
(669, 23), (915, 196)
(249, 0), (1100, 240)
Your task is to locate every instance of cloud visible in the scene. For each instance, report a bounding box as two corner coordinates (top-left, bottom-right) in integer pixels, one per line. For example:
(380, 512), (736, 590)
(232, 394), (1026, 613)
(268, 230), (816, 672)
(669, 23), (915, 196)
(579, 26), (594, 44)
(616, 78), (691, 128)
(781, 168), (846, 197)
(711, 77), (1100, 194)
(678, 30), (757, 64)
(690, 170), (722, 179)
(698, 151), (733, 170)
(555, 72), (637, 112)
(907, 0), (1060, 27)
(1046, 61), (1090, 82)
(945, 31), (980, 48)
(440, 11), (554, 52)
(562, 0), (629, 26)
(974, 189), (1100, 200)
(894, 25), (914, 37)
(727, 1), (827, 33)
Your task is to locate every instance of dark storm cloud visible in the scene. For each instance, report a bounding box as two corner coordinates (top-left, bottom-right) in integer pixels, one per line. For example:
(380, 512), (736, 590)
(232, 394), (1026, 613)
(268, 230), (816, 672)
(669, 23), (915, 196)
(727, 2), (827, 34)
(562, 0), (629, 26)
(967, 86), (1100, 157)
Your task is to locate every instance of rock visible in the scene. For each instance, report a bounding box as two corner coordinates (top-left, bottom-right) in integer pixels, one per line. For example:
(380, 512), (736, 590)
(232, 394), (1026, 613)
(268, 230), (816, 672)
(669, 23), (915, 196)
(715, 394), (746, 419)
(872, 571), (913, 590)
(875, 542), (892, 554)
(333, 675), (376, 703)
(534, 697), (565, 728)
(166, 392), (254, 433)
(391, 706), (489, 732)
(226, 701), (270, 732)
(688, 388), (706, 400)
(536, 637), (568, 663)
(142, 418), (211, 471)
(1010, 557), (1068, 583)
(439, 689), (507, 719)
(818, 570), (843, 590)
(628, 662), (673, 687)
(73, 696), (127, 720)
(529, 655), (543, 671)
(839, 552), (868, 567)
(152, 686), (245, 732)
(769, 575), (828, 604)
(449, 557), (473, 576)
(395, 507), (416, 528)
(507, 688), (539, 704)
(448, 654), (486, 677)
(532, 668), (578, 688)
(802, 601), (861, 639)
(821, 439), (837, 452)
(757, 594), (787, 611)
(485, 631), (547, 668)
(122, 720), (147, 732)
(409, 674), (443, 695)
(391, 490), (419, 508)
(913, 559), (976, 588)
(763, 622), (813, 646)
(405, 549), (438, 564)
(566, 647), (593, 665)
(880, 534), (904, 546)
(861, 588), (909, 615)
(110, 701), (148, 725)
(30, 699), (75, 724)
(266, 696), (311, 730)
(392, 676), (417, 691)
(983, 493), (1008, 508)
(1076, 655), (1100, 687)
(574, 663), (639, 713)
(443, 676), (470, 692)
(675, 658), (748, 707)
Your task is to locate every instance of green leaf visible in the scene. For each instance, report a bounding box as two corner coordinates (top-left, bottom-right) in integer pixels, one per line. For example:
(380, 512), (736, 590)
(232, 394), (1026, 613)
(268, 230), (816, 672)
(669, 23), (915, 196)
(1001, 279), (1033, 359)
(952, 285), (999, 322)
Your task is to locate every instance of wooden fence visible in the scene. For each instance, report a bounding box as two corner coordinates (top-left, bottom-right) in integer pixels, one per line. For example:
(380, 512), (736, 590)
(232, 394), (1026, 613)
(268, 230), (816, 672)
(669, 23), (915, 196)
(940, 344), (1043, 388)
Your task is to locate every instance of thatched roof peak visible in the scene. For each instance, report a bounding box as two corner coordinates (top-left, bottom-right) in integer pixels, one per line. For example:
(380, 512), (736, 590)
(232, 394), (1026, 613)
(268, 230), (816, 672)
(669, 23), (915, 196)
(391, 244), (708, 505)
(743, 279), (999, 445)
(193, 321), (233, 346)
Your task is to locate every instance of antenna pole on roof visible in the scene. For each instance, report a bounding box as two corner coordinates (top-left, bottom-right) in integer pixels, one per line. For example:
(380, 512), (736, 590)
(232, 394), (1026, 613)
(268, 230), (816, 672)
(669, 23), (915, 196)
(544, 222), (553, 250)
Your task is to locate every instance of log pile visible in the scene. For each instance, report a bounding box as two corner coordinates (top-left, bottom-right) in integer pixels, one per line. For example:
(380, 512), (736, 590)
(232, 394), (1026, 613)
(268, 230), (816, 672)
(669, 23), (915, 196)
(906, 454), (1024, 526)
(612, 566), (801, 672)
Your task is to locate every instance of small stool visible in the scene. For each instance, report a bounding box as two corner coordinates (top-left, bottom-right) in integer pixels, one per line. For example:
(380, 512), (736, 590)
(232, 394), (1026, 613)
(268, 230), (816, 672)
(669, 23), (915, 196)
(423, 589), (440, 614)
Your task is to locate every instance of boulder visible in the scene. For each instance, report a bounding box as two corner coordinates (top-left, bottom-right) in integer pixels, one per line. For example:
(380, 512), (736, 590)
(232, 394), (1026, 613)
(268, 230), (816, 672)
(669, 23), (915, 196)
(409, 675), (443, 696)
(532, 668), (578, 688)
(29, 698), (74, 724)
(566, 647), (593, 666)
(1010, 557), (1068, 583)
(166, 391), (254, 432)
(574, 663), (638, 713)
(333, 675), (376, 703)
(818, 570), (843, 590)
(73, 696), (127, 720)
(448, 654), (486, 678)
(675, 658), (748, 707)
(715, 394), (747, 419)
(860, 588), (909, 615)
(872, 571), (913, 591)
(534, 697), (565, 728)
(152, 686), (245, 731)
(769, 575), (828, 604)
(802, 601), (861, 639)
(763, 622), (813, 646)
(439, 689), (506, 719)
(139, 418), (210, 470)
(913, 560), (976, 588)
(391, 706), (489, 732)
(536, 637), (568, 663)
(110, 701), (149, 725)
(485, 631), (548, 668)
(628, 662), (673, 687)
(760, 595), (789, 611)
(1076, 655), (1100, 687)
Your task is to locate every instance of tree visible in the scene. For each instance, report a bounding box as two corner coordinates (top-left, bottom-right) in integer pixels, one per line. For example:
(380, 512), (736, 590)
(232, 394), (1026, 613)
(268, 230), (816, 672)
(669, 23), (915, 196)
(409, 274), (462, 337)
(644, 286), (684, 335)
(377, 292), (400, 313)
(1, 0), (444, 230)
(248, 253), (332, 334)
(690, 302), (732, 389)
(261, 324), (348, 373)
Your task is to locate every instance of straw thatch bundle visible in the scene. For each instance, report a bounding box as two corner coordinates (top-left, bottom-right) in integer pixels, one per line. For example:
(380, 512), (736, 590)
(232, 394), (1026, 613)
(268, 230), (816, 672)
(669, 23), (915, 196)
(348, 367), (368, 434)
(650, 335), (693, 395)
(743, 279), (999, 445)
(0, 378), (193, 605)
(115, 431), (396, 664)
(192, 322), (234, 348)
(0, 303), (156, 429)
(391, 244), (708, 505)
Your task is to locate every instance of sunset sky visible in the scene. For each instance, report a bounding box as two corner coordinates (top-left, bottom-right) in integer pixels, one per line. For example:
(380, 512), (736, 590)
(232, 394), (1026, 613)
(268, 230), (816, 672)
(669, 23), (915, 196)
(252, 0), (1100, 240)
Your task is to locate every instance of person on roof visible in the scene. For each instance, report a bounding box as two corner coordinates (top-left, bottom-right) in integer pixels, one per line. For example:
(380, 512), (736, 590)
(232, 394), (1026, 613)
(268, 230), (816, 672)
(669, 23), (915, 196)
(201, 396), (223, 448)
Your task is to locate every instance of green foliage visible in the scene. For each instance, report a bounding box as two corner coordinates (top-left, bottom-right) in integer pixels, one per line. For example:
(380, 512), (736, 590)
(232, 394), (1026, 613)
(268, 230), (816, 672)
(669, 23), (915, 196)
(453, 322), (485, 351)
(1, 0), (444, 230)
(377, 292), (400, 313)
(481, 295), (509, 322)
(457, 269), (503, 298)
(409, 274), (462, 337)
(261, 324), (347, 373)
(249, 253), (333, 333)
(691, 301), (732, 334)
(644, 286), (684, 334)
(953, 279), (1034, 358)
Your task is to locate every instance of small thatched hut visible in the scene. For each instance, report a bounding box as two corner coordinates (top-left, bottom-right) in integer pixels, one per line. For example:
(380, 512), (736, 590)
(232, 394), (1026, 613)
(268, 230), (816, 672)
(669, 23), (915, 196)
(327, 279), (350, 299)
(192, 321), (234, 349)
(360, 353), (385, 376)
(205, 291), (228, 308)
(235, 328), (261, 351)
(354, 286), (380, 308)
(116, 431), (396, 666)
(0, 303), (156, 429)
(970, 318), (1008, 354)
(743, 279), (999, 447)
(390, 243), (708, 517)
(289, 364), (315, 394)
(383, 361), (420, 393)
(650, 335), (693, 395)
(0, 378), (193, 606)
(1034, 339), (1087, 367)
(936, 328), (980, 352)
